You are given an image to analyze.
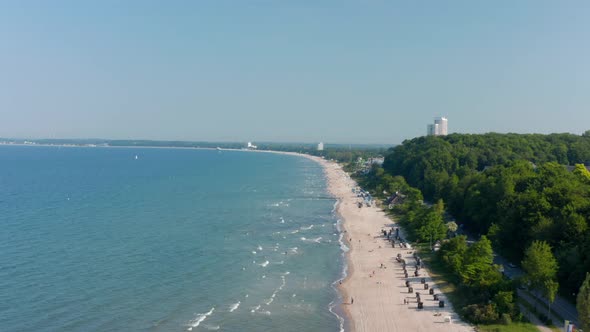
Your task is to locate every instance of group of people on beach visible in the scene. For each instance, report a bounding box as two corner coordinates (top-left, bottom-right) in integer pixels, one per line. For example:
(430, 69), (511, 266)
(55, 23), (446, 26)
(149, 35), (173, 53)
(381, 227), (400, 241)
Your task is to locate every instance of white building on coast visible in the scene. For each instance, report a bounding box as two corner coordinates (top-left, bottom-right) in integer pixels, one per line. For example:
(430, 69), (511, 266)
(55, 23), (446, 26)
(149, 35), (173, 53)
(427, 117), (448, 136)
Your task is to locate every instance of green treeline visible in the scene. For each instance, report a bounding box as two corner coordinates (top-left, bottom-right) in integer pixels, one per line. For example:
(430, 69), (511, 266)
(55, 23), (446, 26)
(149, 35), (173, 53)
(381, 132), (590, 298)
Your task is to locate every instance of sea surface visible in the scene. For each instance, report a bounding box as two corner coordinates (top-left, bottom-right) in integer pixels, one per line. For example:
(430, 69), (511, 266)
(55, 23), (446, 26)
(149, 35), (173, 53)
(0, 146), (346, 332)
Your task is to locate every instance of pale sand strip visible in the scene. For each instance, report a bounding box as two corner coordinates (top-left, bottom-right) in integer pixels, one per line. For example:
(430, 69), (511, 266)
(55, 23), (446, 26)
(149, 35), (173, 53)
(312, 157), (473, 332)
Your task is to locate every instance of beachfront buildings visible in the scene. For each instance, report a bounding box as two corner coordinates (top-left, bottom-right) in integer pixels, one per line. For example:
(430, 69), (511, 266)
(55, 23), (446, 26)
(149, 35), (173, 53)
(427, 117), (448, 136)
(317, 142), (324, 151)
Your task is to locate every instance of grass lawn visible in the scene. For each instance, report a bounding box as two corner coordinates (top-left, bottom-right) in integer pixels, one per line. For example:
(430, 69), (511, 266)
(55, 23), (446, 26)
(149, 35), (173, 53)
(477, 322), (540, 332)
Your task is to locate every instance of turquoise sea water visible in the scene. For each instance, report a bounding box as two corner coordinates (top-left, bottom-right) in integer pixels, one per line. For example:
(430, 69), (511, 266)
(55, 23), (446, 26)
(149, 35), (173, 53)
(0, 146), (345, 331)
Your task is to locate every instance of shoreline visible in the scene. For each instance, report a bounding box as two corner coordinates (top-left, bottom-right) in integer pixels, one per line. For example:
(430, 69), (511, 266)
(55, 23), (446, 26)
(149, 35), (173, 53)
(100, 144), (471, 331)
(304, 155), (473, 332)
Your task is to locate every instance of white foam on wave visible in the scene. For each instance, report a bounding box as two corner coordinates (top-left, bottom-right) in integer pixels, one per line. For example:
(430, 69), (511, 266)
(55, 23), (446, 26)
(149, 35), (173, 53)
(336, 219), (349, 252)
(332, 200), (340, 213)
(269, 201), (289, 208)
(257, 245), (263, 251)
(329, 298), (345, 332)
(280, 217), (285, 223)
(259, 261), (269, 267)
(187, 307), (215, 331)
(250, 305), (261, 313)
(300, 236), (322, 243)
(330, 217), (348, 332)
(203, 325), (220, 330)
(252, 251), (257, 254)
(229, 301), (240, 312)
(289, 247), (298, 254)
(265, 274), (287, 305)
(300, 225), (314, 231)
(290, 229), (299, 234)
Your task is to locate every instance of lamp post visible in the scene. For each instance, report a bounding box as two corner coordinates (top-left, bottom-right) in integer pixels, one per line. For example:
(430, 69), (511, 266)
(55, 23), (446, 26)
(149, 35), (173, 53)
(429, 226), (434, 251)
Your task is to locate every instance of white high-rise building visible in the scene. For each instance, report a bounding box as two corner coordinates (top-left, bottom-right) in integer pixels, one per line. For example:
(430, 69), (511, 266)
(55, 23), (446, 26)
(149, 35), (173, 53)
(434, 117), (448, 136)
(427, 124), (438, 136)
(317, 142), (324, 151)
(427, 117), (448, 136)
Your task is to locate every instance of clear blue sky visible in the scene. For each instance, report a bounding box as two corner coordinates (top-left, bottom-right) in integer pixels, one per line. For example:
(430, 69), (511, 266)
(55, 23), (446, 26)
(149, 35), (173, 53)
(1, 1), (589, 144)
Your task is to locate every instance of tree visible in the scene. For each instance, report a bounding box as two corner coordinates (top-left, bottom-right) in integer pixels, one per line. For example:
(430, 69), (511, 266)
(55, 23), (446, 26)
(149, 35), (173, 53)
(465, 236), (494, 266)
(577, 272), (590, 332)
(544, 279), (559, 320)
(439, 235), (468, 274)
(573, 164), (590, 183)
(376, 132), (590, 298)
(461, 236), (501, 289)
(405, 187), (423, 203)
(522, 241), (558, 290)
(446, 221), (458, 236)
(493, 291), (515, 316)
(434, 199), (445, 215)
(415, 207), (447, 247)
(522, 241), (559, 313)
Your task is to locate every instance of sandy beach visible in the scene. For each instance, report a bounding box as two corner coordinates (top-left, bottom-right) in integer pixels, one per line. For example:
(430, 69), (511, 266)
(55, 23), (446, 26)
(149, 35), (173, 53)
(307, 156), (473, 332)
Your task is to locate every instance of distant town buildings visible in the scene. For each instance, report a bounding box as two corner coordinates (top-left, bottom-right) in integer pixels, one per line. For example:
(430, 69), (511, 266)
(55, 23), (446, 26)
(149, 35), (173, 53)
(317, 142), (324, 151)
(427, 117), (448, 136)
(246, 142), (257, 150)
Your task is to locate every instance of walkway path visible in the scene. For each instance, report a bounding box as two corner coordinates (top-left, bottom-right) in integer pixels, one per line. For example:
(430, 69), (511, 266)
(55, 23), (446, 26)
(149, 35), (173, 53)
(517, 304), (552, 332)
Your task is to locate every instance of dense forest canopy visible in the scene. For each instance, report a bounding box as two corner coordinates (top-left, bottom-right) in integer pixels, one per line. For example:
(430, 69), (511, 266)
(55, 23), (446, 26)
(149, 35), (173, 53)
(381, 132), (590, 297)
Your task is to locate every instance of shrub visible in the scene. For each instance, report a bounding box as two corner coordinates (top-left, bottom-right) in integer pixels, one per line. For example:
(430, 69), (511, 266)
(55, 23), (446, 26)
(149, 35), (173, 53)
(463, 303), (500, 324)
(492, 291), (515, 316)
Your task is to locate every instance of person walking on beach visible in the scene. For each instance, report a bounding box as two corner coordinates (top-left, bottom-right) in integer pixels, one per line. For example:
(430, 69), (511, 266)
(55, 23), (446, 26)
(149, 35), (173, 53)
(351, 297), (354, 304)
